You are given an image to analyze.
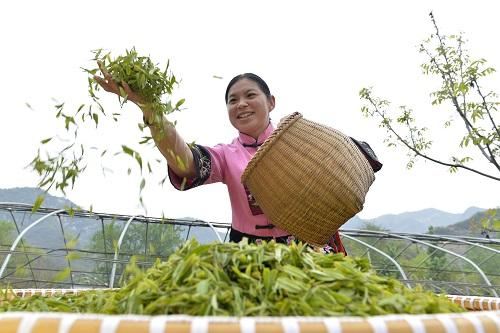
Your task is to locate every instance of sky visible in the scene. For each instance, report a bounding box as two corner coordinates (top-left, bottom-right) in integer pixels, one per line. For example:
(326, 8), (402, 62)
(1, 0), (499, 224)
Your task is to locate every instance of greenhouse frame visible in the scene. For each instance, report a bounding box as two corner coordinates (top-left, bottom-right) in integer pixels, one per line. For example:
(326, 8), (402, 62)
(1, 202), (498, 297)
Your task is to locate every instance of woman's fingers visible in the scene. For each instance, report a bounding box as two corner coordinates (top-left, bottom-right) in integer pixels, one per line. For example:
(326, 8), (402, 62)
(93, 75), (110, 91)
(94, 62), (144, 104)
(121, 81), (132, 94)
(94, 61), (120, 94)
(97, 61), (113, 81)
(122, 81), (144, 104)
(94, 75), (118, 94)
(122, 81), (137, 99)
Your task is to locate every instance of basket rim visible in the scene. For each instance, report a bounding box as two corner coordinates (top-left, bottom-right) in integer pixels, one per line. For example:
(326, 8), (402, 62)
(241, 112), (302, 184)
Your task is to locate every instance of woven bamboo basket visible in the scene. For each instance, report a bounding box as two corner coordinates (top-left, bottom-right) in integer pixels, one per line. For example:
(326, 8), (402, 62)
(241, 112), (375, 246)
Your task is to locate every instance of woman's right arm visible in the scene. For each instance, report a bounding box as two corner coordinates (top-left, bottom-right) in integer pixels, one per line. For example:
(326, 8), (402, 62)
(93, 62), (196, 179)
(142, 106), (196, 179)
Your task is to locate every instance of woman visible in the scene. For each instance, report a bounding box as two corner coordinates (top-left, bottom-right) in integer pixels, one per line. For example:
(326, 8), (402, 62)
(95, 68), (346, 254)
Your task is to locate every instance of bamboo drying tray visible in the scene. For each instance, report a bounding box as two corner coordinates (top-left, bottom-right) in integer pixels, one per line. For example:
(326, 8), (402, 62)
(2, 287), (499, 332)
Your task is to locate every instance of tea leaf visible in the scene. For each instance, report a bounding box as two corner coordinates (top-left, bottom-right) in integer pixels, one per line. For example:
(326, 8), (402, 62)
(92, 112), (99, 128)
(122, 145), (134, 156)
(66, 252), (81, 262)
(66, 238), (79, 249)
(53, 267), (71, 282)
(32, 195), (45, 213)
(139, 178), (146, 192)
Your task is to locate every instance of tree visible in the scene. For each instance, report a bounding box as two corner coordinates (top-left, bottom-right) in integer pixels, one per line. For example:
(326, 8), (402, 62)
(424, 226), (451, 283)
(361, 221), (389, 232)
(0, 220), (16, 249)
(90, 220), (184, 258)
(360, 12), (499, 181)
(0, 220), (17, 275)
(359, 13), (499, 231)
(88, 219), (184, 286)
(0, 220), (53, 288)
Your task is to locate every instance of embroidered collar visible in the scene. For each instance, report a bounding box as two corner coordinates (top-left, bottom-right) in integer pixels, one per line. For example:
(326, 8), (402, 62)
(238, 122), (275, 148)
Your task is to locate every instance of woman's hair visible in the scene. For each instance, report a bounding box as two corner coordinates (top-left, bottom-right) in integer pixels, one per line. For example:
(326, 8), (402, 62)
(225, 73), (272, 103)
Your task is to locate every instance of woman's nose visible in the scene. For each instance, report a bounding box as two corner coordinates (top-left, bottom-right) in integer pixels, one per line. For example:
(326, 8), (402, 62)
(237, 99), (248, 108)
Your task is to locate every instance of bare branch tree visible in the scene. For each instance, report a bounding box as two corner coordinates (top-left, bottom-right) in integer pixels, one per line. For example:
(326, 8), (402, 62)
(360, 12), (500, 182)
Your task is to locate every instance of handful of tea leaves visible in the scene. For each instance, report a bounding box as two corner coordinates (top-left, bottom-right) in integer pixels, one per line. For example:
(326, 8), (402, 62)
(1, 240), (463, 316)
(86, 48), (185, 121)
(29, 48), (184, 210)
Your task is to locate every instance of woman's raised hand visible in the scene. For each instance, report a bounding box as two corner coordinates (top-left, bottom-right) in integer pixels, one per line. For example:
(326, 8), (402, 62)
(93, 61), (146, 106)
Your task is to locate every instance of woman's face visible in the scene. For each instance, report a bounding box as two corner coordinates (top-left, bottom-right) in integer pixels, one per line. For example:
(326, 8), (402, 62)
(226, 78), (275, 139)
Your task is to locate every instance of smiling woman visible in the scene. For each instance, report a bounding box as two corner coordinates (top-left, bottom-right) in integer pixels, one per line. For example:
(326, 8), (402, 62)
(2, 0), (500, 228)
(96, 70), (347, 251)
(225, 73), (275, 140)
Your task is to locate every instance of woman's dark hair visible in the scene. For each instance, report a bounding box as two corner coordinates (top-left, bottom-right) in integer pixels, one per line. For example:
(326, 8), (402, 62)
(225, 73), (272, 103)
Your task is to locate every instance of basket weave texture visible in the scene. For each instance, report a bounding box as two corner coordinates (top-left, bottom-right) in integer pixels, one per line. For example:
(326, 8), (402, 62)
(241, 112), (375, 246)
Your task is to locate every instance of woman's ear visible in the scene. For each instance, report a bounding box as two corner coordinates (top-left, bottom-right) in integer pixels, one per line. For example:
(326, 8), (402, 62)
(268, 95), (276, 112)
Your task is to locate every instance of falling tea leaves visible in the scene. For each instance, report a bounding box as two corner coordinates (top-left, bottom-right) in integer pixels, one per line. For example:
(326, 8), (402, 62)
(29, 48), (188, 210)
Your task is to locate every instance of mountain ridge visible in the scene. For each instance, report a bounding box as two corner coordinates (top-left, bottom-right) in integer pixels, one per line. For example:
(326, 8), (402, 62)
(342, 206), (486, 233)
(432, 209), (500, 237)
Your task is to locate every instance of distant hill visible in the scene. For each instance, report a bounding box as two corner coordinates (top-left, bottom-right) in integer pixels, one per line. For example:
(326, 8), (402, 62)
(0, 187), (97, 249)
(432, 209), (500, 237)
(0, 187), (225, 249)
(343, 207), (486, 233)
(0, 187), (78, 209)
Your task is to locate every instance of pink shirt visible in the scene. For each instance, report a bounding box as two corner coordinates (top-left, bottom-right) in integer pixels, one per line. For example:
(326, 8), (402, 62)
(169, 123), (289, 237)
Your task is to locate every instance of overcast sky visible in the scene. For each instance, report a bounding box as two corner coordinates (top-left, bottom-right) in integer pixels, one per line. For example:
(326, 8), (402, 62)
(1, 0), (499, 224)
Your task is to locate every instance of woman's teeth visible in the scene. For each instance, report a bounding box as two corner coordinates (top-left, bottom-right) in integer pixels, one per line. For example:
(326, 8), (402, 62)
(238, 112), (253, 119)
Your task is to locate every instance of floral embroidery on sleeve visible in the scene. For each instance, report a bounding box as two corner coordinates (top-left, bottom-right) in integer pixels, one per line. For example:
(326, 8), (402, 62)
(168, 144), (211, 191)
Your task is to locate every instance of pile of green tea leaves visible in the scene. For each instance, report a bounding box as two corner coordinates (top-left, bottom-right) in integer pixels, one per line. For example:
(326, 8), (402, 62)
(0, 240), (463, 316)
(29, 48), (184, 210)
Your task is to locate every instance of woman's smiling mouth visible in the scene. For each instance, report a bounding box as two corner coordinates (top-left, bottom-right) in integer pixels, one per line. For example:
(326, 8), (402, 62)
(237, 112), (254, 119)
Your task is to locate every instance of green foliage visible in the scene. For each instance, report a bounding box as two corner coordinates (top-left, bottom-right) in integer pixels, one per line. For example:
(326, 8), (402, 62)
(463, 244), (500, 287)
(433, 208), (500, 235)
(29, 144), (85, 195)
(360, 13), (500, 181)
(88, 220), (184, 283)
(31, 195), (45, 213)
(361, 222), (389, 232)
(424, 227), (451, 282)
(479, 208), (500, 233)
(28, 48), (186, 209)
(0, 220), (16, 247)
(0, 240), (463, 316)
(86, 48), (179, 115)
(343, 225), (498, 296)
(89, 220), (183, 257)
(0, 220), (57, 288)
